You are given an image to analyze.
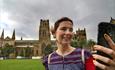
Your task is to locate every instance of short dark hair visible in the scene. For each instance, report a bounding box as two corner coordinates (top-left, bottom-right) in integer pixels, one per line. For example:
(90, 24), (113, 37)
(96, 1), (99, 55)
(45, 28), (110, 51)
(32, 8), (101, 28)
(54, 17), (73, 32)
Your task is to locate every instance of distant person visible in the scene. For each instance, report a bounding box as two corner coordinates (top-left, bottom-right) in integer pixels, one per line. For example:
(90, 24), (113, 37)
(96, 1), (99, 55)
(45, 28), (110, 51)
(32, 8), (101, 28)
(93, 34), (115, 70)
(42, 17), (95, 70)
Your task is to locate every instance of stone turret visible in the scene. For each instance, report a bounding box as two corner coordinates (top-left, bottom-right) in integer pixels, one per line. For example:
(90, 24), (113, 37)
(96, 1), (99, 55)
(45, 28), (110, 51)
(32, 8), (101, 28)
(12, 29), (15, 40)
(110, 17), (115, 24)
(0, 29), (4, 40)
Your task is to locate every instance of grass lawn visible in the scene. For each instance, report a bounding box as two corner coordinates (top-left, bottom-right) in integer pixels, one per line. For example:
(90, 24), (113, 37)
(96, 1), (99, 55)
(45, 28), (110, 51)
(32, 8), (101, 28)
(0, 59), (45, 70)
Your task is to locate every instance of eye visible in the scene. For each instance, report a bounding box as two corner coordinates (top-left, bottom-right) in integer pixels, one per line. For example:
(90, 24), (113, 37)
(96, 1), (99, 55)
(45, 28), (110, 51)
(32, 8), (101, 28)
(61, 28), (67, 31)
(69, 28), (73, 32)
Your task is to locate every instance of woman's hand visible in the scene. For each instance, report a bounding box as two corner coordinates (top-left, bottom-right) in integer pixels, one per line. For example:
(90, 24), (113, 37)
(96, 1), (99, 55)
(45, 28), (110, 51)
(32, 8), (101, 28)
(93, 34), (115, 70)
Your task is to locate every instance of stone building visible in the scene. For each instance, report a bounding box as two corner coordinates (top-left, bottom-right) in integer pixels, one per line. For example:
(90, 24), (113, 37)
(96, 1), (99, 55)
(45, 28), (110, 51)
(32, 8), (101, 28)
(74, 28), (87, 41)
(0, 19), (87, 58)
(34, 19), (51, 56)
(0, 19), (51, 57)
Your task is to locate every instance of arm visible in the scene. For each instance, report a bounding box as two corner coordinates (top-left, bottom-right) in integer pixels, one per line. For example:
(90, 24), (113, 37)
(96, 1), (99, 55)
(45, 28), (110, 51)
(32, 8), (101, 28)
(42, 56), (49, 70)
(85, 56), (95, 70)
(84, 50), (95, 70)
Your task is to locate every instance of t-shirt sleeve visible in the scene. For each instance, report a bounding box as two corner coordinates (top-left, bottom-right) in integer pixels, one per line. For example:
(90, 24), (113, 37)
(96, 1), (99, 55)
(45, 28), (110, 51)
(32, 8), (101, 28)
(84, 50), (95, 70)
(42, 55), (49, 70)
(84, 49), (92, 59)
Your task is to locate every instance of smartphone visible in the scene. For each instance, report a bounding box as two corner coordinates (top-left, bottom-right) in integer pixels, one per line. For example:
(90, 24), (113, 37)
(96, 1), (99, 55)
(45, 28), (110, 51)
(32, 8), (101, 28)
(96, 22), (115, 70)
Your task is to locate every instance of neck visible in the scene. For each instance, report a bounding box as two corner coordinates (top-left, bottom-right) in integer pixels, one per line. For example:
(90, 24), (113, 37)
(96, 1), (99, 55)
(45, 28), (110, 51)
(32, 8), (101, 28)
(57, 43), (70, 51)
(56, 43), (74, 56)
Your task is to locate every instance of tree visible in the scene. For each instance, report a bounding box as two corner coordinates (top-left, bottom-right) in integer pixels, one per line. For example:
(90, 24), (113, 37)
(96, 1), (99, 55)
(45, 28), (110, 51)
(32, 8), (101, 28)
(1, 43), (16, 59)
(71, 40), (78, 48)
(78, 40), (87, 48)
(87, 39), (96, 51)
(71, 39), (96, 51)
(44, 44), (53, 56)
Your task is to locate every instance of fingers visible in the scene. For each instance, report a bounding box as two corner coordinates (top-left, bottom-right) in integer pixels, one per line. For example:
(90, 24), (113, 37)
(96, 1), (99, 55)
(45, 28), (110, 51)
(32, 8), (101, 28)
(93, 60), (115, 70)
(104, 34), (115, 50)
(93, 54), (115, 66)
(94, 45), (115, 58)
(93, 60), (106, 70)
(94, 34), (115, 70)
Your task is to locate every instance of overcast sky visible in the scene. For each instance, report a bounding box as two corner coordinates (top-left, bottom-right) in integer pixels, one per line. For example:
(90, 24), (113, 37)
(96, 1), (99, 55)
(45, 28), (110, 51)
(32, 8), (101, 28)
(0, 0), (115, 42)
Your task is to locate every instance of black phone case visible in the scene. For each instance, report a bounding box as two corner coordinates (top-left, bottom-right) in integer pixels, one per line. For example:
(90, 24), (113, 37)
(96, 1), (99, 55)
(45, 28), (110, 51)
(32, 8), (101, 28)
(96, 22), (115, 70)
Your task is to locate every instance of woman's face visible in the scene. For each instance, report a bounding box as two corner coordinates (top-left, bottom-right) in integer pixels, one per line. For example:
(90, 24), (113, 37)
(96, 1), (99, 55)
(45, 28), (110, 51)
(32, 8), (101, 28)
(55, 21), (73, 45)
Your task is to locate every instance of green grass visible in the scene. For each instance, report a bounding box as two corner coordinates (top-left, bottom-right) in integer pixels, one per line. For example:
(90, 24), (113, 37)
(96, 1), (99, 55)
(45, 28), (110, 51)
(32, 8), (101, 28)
(0, 59), (45, 70)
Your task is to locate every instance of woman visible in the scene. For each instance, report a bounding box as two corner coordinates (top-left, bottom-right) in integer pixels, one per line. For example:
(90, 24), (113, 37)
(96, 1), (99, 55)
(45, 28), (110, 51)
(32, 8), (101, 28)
(43, 17), (95, 70)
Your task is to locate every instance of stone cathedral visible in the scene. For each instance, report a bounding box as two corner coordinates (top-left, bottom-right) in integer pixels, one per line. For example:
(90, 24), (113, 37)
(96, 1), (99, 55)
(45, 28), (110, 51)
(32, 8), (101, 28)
(0, 19), (87, 58)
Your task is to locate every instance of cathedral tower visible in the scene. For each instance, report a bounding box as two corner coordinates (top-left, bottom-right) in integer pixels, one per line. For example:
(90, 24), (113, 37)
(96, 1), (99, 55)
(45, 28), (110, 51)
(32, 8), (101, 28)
(39, 19), (50, 41)
(35, 19), (51, 56)
(75, 28), (87, 41)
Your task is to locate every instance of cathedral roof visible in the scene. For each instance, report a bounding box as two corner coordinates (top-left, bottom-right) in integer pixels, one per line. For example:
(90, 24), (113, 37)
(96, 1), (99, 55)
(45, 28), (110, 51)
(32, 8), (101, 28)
(5, 36), (11, 41)
(15, 40), (38, 46)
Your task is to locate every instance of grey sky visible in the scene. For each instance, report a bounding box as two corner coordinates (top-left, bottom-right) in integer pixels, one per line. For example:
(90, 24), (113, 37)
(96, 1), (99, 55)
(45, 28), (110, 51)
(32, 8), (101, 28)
(0, 0), (115, 42)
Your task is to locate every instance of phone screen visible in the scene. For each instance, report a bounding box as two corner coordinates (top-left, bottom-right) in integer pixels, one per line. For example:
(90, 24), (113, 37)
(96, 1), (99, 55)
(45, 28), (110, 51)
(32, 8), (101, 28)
(97, 22), (115, 70)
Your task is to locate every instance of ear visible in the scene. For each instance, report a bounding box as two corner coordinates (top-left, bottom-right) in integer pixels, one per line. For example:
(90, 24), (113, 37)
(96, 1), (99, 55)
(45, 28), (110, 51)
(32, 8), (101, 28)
(50, 26), (56, 38)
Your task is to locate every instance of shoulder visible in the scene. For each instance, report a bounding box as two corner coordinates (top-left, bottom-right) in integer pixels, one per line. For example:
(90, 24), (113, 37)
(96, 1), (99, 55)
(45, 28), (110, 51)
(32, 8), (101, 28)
(42, 55), (48, 65)
(74, 48), (92, 59)
(83, 49), (92, 59)
(42, 52), (56, 63)
(74, 47), (82, 52)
